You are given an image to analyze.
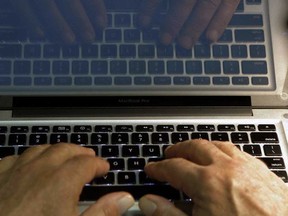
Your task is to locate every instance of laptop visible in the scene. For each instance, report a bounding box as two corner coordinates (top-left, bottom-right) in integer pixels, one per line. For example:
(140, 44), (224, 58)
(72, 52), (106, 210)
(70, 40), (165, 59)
(0, 0), (287, 214)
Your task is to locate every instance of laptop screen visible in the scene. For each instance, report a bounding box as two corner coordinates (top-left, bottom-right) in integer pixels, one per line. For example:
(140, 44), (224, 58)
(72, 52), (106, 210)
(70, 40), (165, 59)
(0, 0), (287, 107)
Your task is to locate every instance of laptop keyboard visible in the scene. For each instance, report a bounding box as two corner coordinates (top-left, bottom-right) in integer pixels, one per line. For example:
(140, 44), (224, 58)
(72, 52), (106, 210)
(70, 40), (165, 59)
(0, 0), (275, 93)
(0, 120), (287, 200)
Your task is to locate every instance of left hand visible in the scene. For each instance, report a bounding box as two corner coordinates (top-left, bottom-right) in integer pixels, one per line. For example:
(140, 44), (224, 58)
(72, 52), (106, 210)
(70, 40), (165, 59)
(139, 0), (240, 48)
(0, 143), (134, 216)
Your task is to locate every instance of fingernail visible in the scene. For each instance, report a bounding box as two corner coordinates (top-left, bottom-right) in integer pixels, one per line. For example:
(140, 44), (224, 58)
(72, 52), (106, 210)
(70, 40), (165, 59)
(160, 32), (173, 45)
(139, 197), (157, 216)
(207, 30), (219, 42)
(117, 194), (135, 214)
(178, 36), (194, 49)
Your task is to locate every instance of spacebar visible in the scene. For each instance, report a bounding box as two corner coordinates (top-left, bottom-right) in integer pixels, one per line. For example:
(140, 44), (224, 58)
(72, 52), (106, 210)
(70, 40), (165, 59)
(80, 185), (181, 201)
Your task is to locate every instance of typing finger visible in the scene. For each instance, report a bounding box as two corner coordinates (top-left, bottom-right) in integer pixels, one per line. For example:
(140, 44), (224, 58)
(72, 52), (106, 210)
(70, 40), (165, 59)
(57, 0), (95, 43)
(160, 0), (197, 45)
(82, 0), (107, 30)
(165, 139), (229, 165)
(10, 0), (45, 39)
(138, 0), (162, 27)
(139, 194), (188, 216)
(145, 158), (201, 198)
(81, 192), (134, 216)
(178, 0), (222, 48)
(0, 155), (18, 174)
(33, 0), (76, 43)
(205, 0), (240, 42)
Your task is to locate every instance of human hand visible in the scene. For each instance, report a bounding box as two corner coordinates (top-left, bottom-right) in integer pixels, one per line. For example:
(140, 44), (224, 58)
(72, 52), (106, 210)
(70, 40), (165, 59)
(10, 0), (107, 43)
(0, 143), (134, 216)
(139, 140), (288, 216)
(139, 0), (240, 48)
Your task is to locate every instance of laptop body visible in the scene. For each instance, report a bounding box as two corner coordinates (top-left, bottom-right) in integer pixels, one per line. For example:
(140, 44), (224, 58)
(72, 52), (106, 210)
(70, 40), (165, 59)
(0, 0), (287, 215)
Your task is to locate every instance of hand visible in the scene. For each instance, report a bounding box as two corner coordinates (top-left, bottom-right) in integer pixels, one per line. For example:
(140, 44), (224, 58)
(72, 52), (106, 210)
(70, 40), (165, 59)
(139, 0), (240, 48)
(0, 143), (134, 216)
(139, 140), (288, 216)
(10, 0), (107, 43)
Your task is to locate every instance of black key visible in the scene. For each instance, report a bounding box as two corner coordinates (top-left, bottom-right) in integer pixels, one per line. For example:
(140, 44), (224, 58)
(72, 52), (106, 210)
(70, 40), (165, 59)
(197, 125), (215, 131)
(259, 158), (285, 169)
(258, 124), (276, 131)
(29, 134), (48, 145)
(157, 45), (174, 58)
(124, 29), (140, 42)
(243, 145), (262, 156)
(128, 158), (146, 170)
(136, 125), (154, 132)
(138, 45), (155, 58)
(129, 60), (146, 74)
(101, 145), (119, 157)
(204, 61), (221, 74)
(177, 125), (194, 132)
(33, 61), (50, 75)
(14, 61), (31, 75)
(53, 126), (71, 133)
(176, 45), (192, 58)
(250, 45), (266, 58)
(264, 145), (282, 156)
(72, 61), (89, 75)
(218, 125), (236, 131)
(0, 61), (11, 75)
(0, 44), (22, 58)
(142, 29), (159, 42)
(50, 134), (68, 144)
(44, 44), (61, 58)
(118, 172), (136, 184)
(80, 185), (181, 201)
(223, 61), (240, 74)
(111, 133), (129, 144)
(0, 147), (15, 158)
(231, 45), (248, 58)
(171, 133), (189, 144)
(251, 132), (279, 143)
(115, 125), (133, 132)
(24, 45), (41, 58)
(139, 171), (159, 184)
(231, 132), (249, 143)
(82, 45), (98, 58)
(242, 61), (267, 74)
(0, 126), (8, 133)
(273, 171), (288, 183)
(167, 61), (184, 74)
(115, 14), (131, 27)
(247, 0), (262, 5)
(186, 61), (203, 74)
(53, 61), (70, 75)
(62, 45), (79, 58)
(32, 126), (50, 133)
(148, 61), (165, 75)
(191, 133), (209, 140)
(74, 125), (92, 133)
(236, 0), (244, 11)
(11, 126), (29, 133)
(211, 133), (229, 141)
(95, 125), (113, 132)
(142, 145), (161, 157)
(101, 45), (117, 58)
(91, 61), (108, 75)
(229, 14), (263, 27)
(213, 45), (229, 58)
(235, 30), (265, 42)
(151, 133), (169, 144)
(238, 124), (256, 131)
(107, 158), (125, 170)
(105, 29), (122, 42)
(71, 133), (88, 145)
(18, 146), (29, 155)
(85, 146), (98, 155)
(120, 45), (136, 58)
(157, 125), (174, 132)
(8, 134), (27, 145)
(0, 135), (5, 145)
(218, 30), (233, 42)
(122, 145), (140, 157)
(94, 172), (115, 185)
(131, 133), (149, 144)
(91, 133), (109, 145)
(194, 45), (211, 58)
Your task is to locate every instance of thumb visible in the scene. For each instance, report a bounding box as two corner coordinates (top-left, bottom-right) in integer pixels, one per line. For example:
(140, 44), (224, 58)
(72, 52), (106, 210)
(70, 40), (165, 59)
(139, 194), (188, 216)
(81, 192), (135, 216)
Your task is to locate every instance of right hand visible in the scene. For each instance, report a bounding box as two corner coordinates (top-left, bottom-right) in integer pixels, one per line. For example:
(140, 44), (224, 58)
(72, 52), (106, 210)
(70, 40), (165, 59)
(10, 0), (107, 43)
(139, 140), (288, 216)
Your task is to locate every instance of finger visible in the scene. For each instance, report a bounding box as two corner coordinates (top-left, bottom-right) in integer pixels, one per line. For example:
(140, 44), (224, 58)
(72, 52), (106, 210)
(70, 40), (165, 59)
(14, 144), (51, 168)
(10, 0), (45, 39)
(33, 0), (76, 43)
(139, 194), (188, 216)
(138, 0), (162, 27)
(82, 0), (107, 29)
(38, 143), (96, 167)
(160, 0), (197, 45)
(205, 0), (240, 42)
(178, 0), (222, 48)
(0, 155), (18, 174)
(57, 0), (95, 42)
(165, 139), (229, 165)
(81, 192), (134, 216)
(145, 158), (200, 198)
(211, 141), (246, 159)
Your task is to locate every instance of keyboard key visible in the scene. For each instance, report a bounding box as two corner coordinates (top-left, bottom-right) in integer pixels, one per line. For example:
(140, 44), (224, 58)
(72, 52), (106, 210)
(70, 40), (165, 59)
(223, 61), (240, 74)
(213, 45), (229, 58)
(218, 30), (233, 42)
(273, 171), (288, 183)
(95, 172), (115, 185)
(211, 133), (229, 141)
(0, 29), (27, 42)
(157, 45), (174, 58)
(250, 45), (266, 58)
(252, 77), (269, 85)
(110, 61), (127, 75)
(136, 125), (154, 132)
(242, 61), (267, 74)
(11, 126), (29, 133)
(128, 158), (146, 170)
(44, 44), (61, 58)
(142, 145), (161, 156)
(0, 77), (11, 86)
(177, 125), (194, 132)
(258, 124), (276, 131)
(13, 61), (31, 75)
(138, 45), (155, 58)
(115, 14), (131, 27)
(62, 45), (79, 58)
(134, 76), (152, 85)
(122, 145), (140, 157)
(235, 30), (265, 42)
(129, 61), (146, 75)
(176, 45), (192, 58)
(72, 61), (89, 75)
(231, 132), (249, 143)
(191, 133), (209, 140)
(71, 133), (88, 145)
(218, 125), (236, 131)
(120, 45), (136, 58)
(0, 135), (6, 145)
(231, 45), (248, 58)
(124, 29), (140, 42)
(148, 61), (165, 75)
(251, 132), (279, 143)
(213, 77), (230, 85)
(264, 145), (282, 156)
(29, 134), (48, 145)
(197, 125), (215, 131)
(205, 61), (221, 74)
(111, 133), (129, 144)
(14, 77), (32, 86)
(186, 61), (202, 74)
(131, 133), (149, 144)
(24, 45), (41, 58)
(0, 61), (11, 75)
(116, 125), (133, 132)
(91, 133), (109, 144)
(101, 145), (119, 157)
(74, 77), (92, 86)
(95, 125), (113, 132)
(53, 126), (71, 133)
(107, 159), (125, 170)
(154, 77), (171, 85)
(167, 61), (184, 74)
(259, 158), (285, 169)
(232, 77), (249, 85)
(91, 61), (108, 75)
(101, 45), (117, 58)
(193, 77), (210, 85)
(50, 134), (68, 144)
(238, 124), (256, 131)
(143, 29), (159, 42)
(229, 14), (263, 27)
(74, 126), (92, 133)
(194, 45), (211, 58)
(54, 77), (72, 86)
(243, 145), (262, 156)
(171, 133), (189, 144)
(0, 126), (8, 134)
(34, 77), (52, 86)
(114, 77), (132, 85)
(32, 126), (50, 133)
(0, 147), (15, 158)
(157, 125), (174, 132)
(173, 77), (191, 85)
(106, 29), (122, 42)
(82, 45), (98, 58)
(8, 134), (27, 145)
(33, 61), (50, 75)
(118, 172), (136, 184)
(0, 44), (22, 58)
(53, 61), (70, 75)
